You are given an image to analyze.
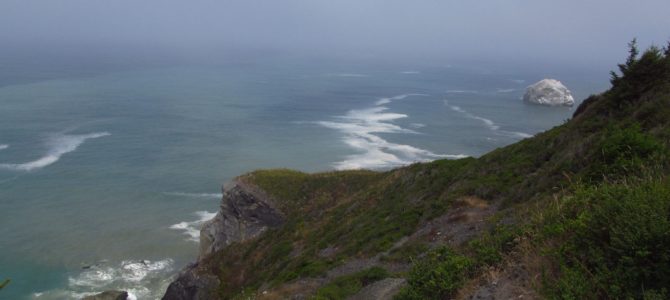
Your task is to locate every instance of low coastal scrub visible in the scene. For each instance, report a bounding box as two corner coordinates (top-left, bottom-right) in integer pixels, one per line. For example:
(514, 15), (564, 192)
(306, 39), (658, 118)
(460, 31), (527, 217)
(395, 247), (473, 300)
(190, 42), (670, 299)
(313, 267), (389, 300)
(538, 180), (670, 299)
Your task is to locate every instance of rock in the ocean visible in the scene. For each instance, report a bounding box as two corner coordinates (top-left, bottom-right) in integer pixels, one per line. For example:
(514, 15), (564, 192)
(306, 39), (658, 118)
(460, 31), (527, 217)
(162, 262), (221, 300)
(81, 290), (128, 300)
(523, 79), (574, 106)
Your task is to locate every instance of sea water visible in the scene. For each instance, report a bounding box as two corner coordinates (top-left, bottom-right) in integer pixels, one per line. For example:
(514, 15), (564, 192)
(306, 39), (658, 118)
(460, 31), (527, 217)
(0, 56), (608, 299)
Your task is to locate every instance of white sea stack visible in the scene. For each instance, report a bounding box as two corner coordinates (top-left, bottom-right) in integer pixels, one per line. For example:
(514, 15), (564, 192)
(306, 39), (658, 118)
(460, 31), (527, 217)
(523, 79), (575, 106)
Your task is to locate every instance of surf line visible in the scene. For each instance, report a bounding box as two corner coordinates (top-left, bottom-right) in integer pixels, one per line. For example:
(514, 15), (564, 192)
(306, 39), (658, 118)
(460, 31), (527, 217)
(444, 100), (531, 139)
(0, 132), (110, 171)
(317, 94), (468, 170)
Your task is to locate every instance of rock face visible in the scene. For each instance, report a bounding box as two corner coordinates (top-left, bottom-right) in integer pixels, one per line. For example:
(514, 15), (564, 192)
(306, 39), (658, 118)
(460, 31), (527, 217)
(81, 291), (128, 300)
(162, 263), (220, 300)
(163, 179), (285, 300)
(523, 79), (575, 106)
(199, 180), (285, 259)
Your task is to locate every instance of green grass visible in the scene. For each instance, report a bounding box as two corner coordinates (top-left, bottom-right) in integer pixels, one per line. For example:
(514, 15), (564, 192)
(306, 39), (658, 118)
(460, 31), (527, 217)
(537, 180), (670, 299)
(395, 247), (473, 300)
(313, 267), (389, 300)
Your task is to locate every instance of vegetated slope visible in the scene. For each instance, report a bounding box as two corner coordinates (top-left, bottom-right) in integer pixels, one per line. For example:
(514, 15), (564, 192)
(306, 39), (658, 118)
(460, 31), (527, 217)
(183, 42), (670, 300)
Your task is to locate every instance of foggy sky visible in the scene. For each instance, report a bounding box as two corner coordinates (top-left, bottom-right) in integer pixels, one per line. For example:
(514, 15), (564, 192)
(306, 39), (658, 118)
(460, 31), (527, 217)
(1, 0), (669, 67)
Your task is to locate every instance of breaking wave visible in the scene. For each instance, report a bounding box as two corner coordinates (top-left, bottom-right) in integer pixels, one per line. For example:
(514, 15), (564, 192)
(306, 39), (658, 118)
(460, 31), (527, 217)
(318, 94), (467, 170)
(0, 132), (110, 171)
(0, 144), (8, 150)
(170, 211), (217, 242)
(445, 89), (479, 94)
(164, 192), (222, 199)
(374, 93), (428, 106)
(32, 259), (174, 300)
(444, 100), (532, 139)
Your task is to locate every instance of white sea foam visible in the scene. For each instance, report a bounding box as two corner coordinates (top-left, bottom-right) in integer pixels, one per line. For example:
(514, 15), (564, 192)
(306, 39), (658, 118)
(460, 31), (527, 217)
(445, 89), (479, 94)
(34, 259), (173, 300)
(170, 211), (217, 242)
(400, 71), (421, 74)
(0, 132), (110, 171)
(0, 144), (8, 150)
(445, 100), (532, 139)
(447, 103), (500, 131)
(409, 123), (426, 129)
(506, 131), (533, 138)
(496, 88), (516, 93)
(375, 98), (392, 105)
(318, 96), (467, 170)
(374, 93), (429, 106)
(164, 192), (222, 199)
(120, 260), (173, 282)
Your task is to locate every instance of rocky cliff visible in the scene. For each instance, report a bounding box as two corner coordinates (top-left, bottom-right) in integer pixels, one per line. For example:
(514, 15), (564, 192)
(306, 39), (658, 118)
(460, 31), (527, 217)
(163, 179), (285, 300)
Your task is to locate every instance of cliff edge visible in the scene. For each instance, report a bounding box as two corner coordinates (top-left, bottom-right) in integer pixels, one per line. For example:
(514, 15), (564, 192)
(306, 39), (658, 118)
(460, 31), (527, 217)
(163, 179), (285, 300)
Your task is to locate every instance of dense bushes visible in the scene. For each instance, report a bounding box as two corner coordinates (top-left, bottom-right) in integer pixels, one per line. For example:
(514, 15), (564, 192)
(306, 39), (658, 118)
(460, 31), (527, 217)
(395, 247), (474, 300)
(314, 267), (389, 300)
(541, 181), (670, 299)
(585, 124), (666, 182)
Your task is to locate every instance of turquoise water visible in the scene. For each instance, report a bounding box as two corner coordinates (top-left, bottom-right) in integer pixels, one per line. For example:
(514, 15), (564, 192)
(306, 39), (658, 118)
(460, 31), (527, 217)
(0, 58), (607, 299)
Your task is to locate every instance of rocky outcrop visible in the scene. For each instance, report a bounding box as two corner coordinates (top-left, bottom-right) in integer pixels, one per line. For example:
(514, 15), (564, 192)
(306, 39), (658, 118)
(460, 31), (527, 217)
(81, 291), (128, 300)
(163, 179), (285, 300)
(162, 263), (220, 300)
(523, 79), (574, 106)
(199, 180), (284, 259)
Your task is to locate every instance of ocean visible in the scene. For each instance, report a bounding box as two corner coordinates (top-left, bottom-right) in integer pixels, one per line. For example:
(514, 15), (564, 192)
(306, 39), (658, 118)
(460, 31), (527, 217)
(0, 55), (608, 299)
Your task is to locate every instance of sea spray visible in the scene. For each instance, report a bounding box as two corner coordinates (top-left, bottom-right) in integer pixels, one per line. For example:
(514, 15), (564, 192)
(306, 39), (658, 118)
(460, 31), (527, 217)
(170, 211), (218, 242)
(33, 259), (174, 300)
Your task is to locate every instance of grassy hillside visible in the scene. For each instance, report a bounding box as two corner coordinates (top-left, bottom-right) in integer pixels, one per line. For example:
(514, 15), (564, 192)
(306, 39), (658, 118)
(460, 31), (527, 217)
(202, 42), (670, 299)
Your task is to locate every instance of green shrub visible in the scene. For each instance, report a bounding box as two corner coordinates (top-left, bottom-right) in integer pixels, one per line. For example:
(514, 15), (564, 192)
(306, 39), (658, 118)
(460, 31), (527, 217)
(313, 267), (389, 300)
(542, 180), (670, 299)
(395, 247), (473, 300)
(468, 224), (518, 267)
(586, 124), (665, 182)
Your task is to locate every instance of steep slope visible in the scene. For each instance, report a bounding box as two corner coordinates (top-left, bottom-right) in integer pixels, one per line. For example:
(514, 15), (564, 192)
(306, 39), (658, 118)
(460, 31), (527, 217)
(165, 43), (670, 300)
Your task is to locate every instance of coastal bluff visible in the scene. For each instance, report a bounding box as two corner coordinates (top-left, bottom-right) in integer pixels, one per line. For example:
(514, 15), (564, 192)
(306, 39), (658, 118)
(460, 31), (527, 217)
(163, 179), (285, 300)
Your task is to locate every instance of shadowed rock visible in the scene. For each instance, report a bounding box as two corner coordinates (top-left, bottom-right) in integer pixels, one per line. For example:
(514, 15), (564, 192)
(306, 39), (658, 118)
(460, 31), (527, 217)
(199, 180), (285, 259)
(163, 179), (285, 300)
